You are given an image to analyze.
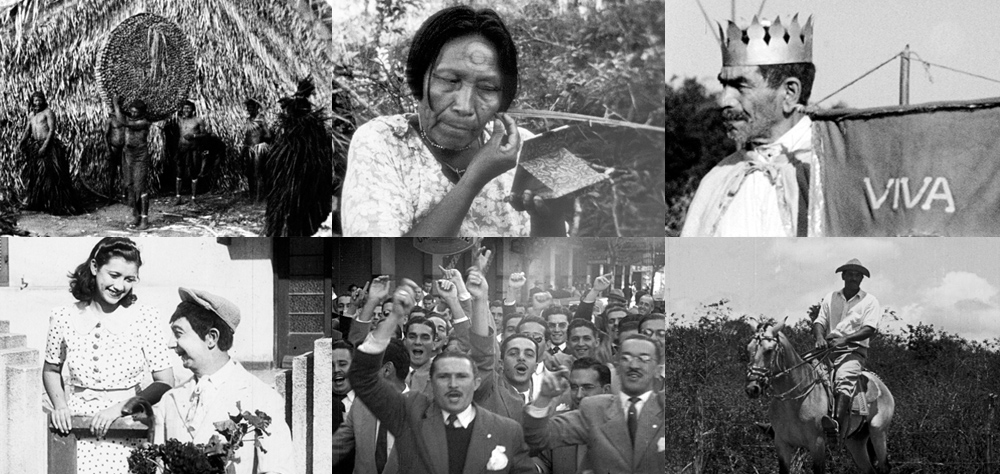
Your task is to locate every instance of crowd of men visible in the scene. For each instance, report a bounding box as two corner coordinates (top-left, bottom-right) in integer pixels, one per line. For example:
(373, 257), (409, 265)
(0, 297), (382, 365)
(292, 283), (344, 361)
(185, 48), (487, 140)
(329, 258), (666, 474)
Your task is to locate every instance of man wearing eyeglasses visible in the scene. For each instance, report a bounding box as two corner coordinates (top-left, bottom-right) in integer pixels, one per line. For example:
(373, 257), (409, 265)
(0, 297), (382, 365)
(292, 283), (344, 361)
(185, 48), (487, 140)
(523, 334), (665, 474)
(638, 313), (665, 348)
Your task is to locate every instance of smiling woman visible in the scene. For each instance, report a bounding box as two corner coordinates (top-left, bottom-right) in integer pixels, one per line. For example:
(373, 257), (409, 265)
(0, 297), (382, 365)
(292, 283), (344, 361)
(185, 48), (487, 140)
(40, 237), (174, 474)
(340, 6), (567, 237)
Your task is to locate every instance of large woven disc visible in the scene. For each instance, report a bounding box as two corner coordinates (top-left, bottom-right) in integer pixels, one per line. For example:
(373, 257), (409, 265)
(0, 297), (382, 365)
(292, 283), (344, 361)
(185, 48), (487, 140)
(97, 13), (195, 122)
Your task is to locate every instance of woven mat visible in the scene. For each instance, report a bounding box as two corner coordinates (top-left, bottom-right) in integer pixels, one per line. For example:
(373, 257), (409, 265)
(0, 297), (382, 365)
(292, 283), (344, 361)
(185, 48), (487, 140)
(97, 13), (195, 122)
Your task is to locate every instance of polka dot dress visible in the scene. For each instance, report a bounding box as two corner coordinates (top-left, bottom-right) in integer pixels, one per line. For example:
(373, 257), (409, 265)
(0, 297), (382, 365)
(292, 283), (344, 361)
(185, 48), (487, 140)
(45, 301), (172, 474)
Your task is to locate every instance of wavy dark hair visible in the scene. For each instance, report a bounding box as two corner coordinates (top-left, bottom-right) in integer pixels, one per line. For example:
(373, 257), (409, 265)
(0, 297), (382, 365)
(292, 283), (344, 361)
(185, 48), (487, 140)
(406, 5), (519, 111)
(68, 238), (142, 307)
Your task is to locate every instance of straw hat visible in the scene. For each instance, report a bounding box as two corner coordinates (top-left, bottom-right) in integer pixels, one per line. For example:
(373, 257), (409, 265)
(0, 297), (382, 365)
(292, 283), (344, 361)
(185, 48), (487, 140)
(835, 259), (870, 278)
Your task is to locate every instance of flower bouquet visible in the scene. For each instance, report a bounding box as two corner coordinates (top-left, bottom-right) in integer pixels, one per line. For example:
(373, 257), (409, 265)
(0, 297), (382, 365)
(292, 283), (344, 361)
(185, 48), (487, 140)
(128, 402), (271, 474)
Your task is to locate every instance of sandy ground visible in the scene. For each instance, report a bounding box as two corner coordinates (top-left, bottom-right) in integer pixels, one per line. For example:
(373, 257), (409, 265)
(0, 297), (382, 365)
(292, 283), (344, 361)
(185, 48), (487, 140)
(16, 192), (266, 236)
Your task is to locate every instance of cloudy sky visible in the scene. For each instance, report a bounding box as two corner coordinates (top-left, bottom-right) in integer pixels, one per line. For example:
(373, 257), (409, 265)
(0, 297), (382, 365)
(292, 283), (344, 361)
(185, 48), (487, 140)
(668, 0), (1000, 108)
(666, 238), (1000, 342)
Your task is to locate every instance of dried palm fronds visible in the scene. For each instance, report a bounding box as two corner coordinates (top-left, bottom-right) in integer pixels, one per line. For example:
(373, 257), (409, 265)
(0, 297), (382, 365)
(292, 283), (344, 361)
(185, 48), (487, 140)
(263, 78), (333, 237)
(0, 0), (333, 208)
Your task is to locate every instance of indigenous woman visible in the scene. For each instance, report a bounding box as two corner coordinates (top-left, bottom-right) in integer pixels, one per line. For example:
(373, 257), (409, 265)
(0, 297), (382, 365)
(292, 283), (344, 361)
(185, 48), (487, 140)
(341, 6), (566, 237)
(42, 238), (174, 473)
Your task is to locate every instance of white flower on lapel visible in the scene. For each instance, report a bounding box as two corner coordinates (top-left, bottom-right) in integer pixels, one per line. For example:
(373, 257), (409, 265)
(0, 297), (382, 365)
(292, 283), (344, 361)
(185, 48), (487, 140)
(486, 445), (508, 470)
(555, 403), (569, 412)
(658, 436), (665, 452)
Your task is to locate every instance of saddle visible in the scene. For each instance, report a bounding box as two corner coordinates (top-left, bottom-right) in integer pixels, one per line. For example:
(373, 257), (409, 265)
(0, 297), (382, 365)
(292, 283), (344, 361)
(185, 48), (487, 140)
(821, 370), (882, 437)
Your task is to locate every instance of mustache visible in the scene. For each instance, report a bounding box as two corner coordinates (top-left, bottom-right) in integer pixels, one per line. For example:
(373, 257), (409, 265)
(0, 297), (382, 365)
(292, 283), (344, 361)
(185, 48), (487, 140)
(627, 369), (644, 377)
(722, 109), (749, 122)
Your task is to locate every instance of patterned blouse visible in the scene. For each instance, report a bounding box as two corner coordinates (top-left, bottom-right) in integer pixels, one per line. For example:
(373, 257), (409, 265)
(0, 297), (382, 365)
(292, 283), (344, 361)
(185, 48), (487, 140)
(341, 114), (531, 236)
(44, 301), (173, 390)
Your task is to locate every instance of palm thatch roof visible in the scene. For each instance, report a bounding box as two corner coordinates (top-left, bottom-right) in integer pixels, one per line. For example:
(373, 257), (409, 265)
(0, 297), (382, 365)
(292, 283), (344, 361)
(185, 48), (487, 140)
(0, 0), (333, 201)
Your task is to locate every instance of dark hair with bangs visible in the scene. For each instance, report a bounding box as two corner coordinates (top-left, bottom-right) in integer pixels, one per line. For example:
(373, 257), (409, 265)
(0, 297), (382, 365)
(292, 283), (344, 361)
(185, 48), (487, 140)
(68, 238), (142, 307)
(406, 5), (519, 111)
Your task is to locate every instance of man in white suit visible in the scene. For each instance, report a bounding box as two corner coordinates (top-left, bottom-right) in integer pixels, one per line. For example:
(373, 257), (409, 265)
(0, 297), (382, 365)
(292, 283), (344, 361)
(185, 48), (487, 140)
(154, 288), (294, 474)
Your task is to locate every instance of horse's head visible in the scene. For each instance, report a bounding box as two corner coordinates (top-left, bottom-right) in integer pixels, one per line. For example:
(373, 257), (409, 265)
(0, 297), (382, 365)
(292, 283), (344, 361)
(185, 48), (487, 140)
(745, 319), (786, 398)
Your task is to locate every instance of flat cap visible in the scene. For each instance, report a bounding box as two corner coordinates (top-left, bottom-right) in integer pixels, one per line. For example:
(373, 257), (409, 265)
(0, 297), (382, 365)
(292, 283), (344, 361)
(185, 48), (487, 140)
(178, 287), (241, 331)
(608, 289), (627, 303)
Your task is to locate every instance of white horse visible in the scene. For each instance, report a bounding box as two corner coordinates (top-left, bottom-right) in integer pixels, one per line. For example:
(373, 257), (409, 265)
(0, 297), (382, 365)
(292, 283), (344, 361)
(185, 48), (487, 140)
(745, 321), (894, 474)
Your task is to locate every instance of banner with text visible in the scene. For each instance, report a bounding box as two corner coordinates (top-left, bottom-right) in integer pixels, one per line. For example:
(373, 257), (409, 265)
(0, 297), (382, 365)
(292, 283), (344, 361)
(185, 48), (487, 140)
(812, 100), (1000, 236)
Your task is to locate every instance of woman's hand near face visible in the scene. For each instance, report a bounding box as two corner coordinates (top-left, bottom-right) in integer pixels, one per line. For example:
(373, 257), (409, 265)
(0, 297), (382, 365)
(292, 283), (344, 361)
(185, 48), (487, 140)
(464, 113), (521, 189)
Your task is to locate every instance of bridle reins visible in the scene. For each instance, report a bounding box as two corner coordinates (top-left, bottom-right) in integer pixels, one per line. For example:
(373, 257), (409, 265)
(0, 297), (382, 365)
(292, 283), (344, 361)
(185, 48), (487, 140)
(747, 333), (834, 401)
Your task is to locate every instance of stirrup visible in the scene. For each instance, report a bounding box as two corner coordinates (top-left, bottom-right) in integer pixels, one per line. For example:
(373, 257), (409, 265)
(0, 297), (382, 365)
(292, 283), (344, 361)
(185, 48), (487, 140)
(821, 417), (839, 443)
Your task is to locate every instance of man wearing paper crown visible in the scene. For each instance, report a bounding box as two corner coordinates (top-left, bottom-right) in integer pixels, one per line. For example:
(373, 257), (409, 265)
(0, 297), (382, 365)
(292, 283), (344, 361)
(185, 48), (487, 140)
(682, 15), (822, 237)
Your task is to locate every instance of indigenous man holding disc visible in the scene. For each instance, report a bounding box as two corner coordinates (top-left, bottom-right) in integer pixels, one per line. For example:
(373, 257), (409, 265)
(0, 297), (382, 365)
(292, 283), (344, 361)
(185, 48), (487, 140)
(682, 15), (821, 237)
(113, 96), (152, 230)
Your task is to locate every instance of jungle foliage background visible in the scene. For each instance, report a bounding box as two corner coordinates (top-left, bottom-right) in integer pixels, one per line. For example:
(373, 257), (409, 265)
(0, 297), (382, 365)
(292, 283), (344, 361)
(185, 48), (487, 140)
(667, 300), (1000, 473)
(330, 0), (666, 236)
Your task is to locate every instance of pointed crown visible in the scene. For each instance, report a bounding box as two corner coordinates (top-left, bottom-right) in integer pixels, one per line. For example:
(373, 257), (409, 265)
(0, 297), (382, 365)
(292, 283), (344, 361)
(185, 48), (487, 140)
(719, 15), (813, 67)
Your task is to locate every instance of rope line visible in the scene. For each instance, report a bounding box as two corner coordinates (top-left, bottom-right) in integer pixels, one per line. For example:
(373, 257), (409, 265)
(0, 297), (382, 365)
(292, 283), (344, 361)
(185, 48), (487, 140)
(912, 55), (1000, 85)
(815, 52), (902, 105)
(817, 47), (1000, 105)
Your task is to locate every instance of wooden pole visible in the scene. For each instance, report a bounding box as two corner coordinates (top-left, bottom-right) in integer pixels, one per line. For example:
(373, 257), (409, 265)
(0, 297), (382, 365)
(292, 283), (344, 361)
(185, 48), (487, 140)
(899, 45), (911, 105)
(731, 0), (736, 22)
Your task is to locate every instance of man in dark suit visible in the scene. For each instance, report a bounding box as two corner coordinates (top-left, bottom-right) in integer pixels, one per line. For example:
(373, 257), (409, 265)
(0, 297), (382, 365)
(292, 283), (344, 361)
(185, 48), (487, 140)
(349, 280), (535, 474)
(333, 338), (410, 474)
(538, 357), (613, 474)
(524, 334), (665, 474)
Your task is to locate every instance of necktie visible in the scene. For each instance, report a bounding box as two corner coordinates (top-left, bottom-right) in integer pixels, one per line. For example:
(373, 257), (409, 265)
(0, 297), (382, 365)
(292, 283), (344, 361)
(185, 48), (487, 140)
(447, 413), (460, 429)
(627, 397), (639, 444)
(185, 381), (206, 428)
(375, 421), (388, 474)
(550, 346), (560, 355)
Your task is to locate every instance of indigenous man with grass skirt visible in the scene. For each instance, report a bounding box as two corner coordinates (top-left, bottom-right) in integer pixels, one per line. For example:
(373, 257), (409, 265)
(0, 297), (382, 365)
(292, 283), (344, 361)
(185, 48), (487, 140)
(175, 100), (208, 205)
(113, 96), (152, 230)
(242, 98), (271, 202)
(263, 78), (333, 236)
(18, 91), (80, 215)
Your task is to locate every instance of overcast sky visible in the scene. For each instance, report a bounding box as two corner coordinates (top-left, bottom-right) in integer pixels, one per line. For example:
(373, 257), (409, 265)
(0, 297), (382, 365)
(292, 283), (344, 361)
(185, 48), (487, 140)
(666, 238), (1000, 342)
(667, 0), (1000, 108)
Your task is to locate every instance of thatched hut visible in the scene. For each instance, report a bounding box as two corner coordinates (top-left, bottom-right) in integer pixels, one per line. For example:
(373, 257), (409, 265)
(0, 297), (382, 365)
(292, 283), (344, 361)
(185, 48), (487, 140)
(0, 0), (333, 205)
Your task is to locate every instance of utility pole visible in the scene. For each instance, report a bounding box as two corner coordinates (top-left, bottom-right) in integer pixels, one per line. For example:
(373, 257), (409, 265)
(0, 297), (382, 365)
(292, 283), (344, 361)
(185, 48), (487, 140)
(899, 45), (911, 105)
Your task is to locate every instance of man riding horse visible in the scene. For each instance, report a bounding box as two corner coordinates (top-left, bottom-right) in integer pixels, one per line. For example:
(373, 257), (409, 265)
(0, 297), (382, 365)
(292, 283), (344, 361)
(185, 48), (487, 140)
(814, 258), (883, 445)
